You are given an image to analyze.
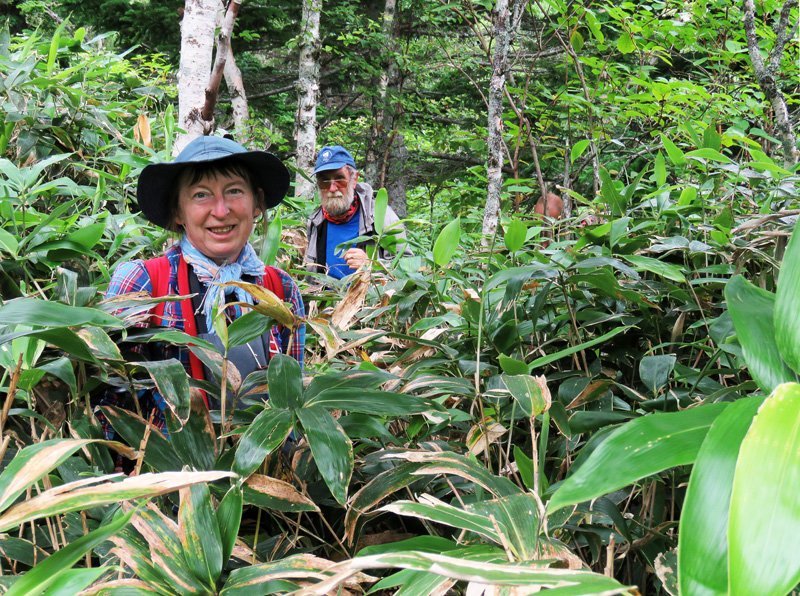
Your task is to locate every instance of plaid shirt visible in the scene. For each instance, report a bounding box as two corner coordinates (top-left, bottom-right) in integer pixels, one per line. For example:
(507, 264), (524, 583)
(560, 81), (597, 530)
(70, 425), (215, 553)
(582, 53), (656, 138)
(99, 243), (305, 439)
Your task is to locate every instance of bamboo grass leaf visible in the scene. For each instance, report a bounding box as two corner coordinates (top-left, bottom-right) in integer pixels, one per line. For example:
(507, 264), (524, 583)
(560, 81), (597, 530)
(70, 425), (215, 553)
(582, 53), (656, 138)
(548, 403), (728, 513)
(678, 397), (763, 595)
(5, 510), (132, 596)
(774, 227), (800, 375)
(728, 383), (800, 595)
(725, 275), (796, 393)
(232, 408), (293, 479)
(296, 405), (353, 505)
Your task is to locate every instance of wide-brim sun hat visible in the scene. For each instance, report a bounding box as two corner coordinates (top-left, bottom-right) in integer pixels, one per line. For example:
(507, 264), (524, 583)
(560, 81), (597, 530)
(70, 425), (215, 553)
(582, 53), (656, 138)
(137, 136), (290, 228)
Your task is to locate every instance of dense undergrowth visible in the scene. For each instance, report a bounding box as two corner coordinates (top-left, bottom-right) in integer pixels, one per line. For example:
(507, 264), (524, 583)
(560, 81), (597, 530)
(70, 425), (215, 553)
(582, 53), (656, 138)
(1, 18), (800, 596)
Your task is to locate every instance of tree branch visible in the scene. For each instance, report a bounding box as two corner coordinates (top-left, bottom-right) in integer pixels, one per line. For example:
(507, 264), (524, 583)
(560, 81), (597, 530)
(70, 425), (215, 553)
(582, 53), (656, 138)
(201, 0), (241, 122)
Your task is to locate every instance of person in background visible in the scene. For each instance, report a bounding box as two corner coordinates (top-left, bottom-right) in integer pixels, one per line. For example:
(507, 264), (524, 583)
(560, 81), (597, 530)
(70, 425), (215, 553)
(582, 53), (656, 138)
(304, 145), (409, 279)
(534, 192), (564, 219)
(101, 136), (305, 438)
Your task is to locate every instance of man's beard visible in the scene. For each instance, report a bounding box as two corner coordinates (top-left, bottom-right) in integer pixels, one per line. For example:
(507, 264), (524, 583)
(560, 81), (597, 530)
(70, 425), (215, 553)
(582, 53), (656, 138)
(322, 188), (354, 216)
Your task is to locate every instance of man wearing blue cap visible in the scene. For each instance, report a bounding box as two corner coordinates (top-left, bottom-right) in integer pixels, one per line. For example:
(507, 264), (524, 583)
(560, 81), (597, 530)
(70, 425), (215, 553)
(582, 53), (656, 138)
(305, 145), (408, 279)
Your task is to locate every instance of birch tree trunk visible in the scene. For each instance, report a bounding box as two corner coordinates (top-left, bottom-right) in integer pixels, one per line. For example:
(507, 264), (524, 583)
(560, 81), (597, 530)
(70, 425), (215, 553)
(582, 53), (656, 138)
(365, 0), (397, 188)
(743, 0), (798, 167)
(481, 0), (512, 243)
(294, 0), (322, 200)
(176, 0), (220, 154)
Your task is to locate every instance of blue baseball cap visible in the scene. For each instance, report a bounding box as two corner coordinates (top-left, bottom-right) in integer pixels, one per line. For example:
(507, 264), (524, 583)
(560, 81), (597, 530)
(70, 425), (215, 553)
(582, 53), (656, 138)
(137, 136), (289, 228)
(314, 145), (356, 174)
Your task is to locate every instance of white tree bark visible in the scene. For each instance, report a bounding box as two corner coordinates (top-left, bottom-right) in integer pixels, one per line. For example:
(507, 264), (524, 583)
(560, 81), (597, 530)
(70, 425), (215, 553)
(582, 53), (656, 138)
(481, 0), (512, 244)
(224, 46), (250, 142)
(294, 0), (322, 200)
(176, 0), (221, 154)
(743, 0), (798, 166)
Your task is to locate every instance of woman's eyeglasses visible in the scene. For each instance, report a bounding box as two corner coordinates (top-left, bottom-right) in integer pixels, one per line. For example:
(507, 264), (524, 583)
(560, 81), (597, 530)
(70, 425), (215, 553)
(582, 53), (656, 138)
(317, 176), (349, 189)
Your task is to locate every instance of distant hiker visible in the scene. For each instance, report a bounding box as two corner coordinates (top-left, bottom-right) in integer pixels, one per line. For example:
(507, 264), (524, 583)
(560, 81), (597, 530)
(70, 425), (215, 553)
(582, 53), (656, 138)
(100, 136), (305, 438)
(534, 192), (564, 219)
(305, 145), (410, 279)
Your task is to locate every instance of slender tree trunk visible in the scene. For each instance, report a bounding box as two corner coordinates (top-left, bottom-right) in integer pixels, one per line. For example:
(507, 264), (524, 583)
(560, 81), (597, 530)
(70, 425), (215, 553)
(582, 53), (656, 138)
(176, 0), (220, 153)
(743, 0), (798, 167)
(365, 0), (397, 189)
(387, 133), (408, 217)
(482, 0), (513, 243)
(294, 0), (322, 200)
(224, 45), (249, 142)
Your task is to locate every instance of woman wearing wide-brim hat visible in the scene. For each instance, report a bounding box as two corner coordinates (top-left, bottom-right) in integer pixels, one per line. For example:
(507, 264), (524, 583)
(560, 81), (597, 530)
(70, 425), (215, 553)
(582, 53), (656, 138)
(101, 136), (305, 436)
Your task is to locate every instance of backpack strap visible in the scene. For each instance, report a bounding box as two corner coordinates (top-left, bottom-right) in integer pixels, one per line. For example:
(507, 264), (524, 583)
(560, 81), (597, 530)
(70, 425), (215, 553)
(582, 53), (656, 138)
(143, 256), (170, 326)
(262, 265), (285, 301)
(144, 254), (208, 407)
(262, 266), (286, 356)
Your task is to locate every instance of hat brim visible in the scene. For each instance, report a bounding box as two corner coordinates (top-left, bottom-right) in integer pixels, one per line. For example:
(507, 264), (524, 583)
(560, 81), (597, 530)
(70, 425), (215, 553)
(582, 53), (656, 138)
(137, 151), (290, 229)
(313, 160), (352, 174)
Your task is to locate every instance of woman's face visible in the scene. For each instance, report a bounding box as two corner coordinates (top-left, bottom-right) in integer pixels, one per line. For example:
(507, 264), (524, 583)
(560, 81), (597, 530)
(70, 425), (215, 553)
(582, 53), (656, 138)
(174, 170), (263, 264)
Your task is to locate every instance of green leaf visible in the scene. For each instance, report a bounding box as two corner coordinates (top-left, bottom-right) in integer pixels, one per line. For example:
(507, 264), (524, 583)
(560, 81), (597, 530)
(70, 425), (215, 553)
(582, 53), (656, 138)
(570, 139), (590, 164)
(267, 353), (302, 409)
(504, 219), (527, 252)
(381, 498), (501, 543)
(304, 388), (435, 416)
(514, 446), (534, 490)
(226, 311), (271, 349)
(501, 374), (548, 417)
(101, 406), (183, 473)
(685, 148), (732, 164)
(660, 134), (686, 166)
(548, 403), (729, 513)
(728, 383), (800, 595)
(5, 512), (131, 596)
(617, 31), (635, 54)
(726, 275), (796, 393)
(0, 227), (19, 256)
(166, 393), (217, 471)
(498, 354), (529, 375)
(678, 186), (698, 206)
(584, 10), (604, 43)
(639, 354), (676, 396)
(654, 151), (666, 187)
(295, 405), (353, 505)
(599, 168), (626, 217)
(678, 397), (763, 596)
(133, 359), (190, 423)
(432, 217), (461, 267)
(232, 408), (294, 479)
(35, 567), (107, 596)
(260, 211), (282, 266)
(179, 483), (223, 589)
(374, 187), (388, 236)
(569, 29), (584, 52)
(217, 485), (243, 565)
(528, 326), (632, 371)
(67, 221), (105, 250)
(0, 298), (121, 328)
(775, 226), (800, 376)
(623, 254), (685, 283)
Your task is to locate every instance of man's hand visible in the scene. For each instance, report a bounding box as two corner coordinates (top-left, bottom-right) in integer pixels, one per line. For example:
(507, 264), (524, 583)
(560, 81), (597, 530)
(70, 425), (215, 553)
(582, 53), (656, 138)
(343, 247), (369, 270)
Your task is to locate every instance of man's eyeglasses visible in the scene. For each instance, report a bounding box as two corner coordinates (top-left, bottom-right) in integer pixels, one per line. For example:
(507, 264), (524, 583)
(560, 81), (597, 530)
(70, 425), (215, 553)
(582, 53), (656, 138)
(317, 176), (349, 189)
